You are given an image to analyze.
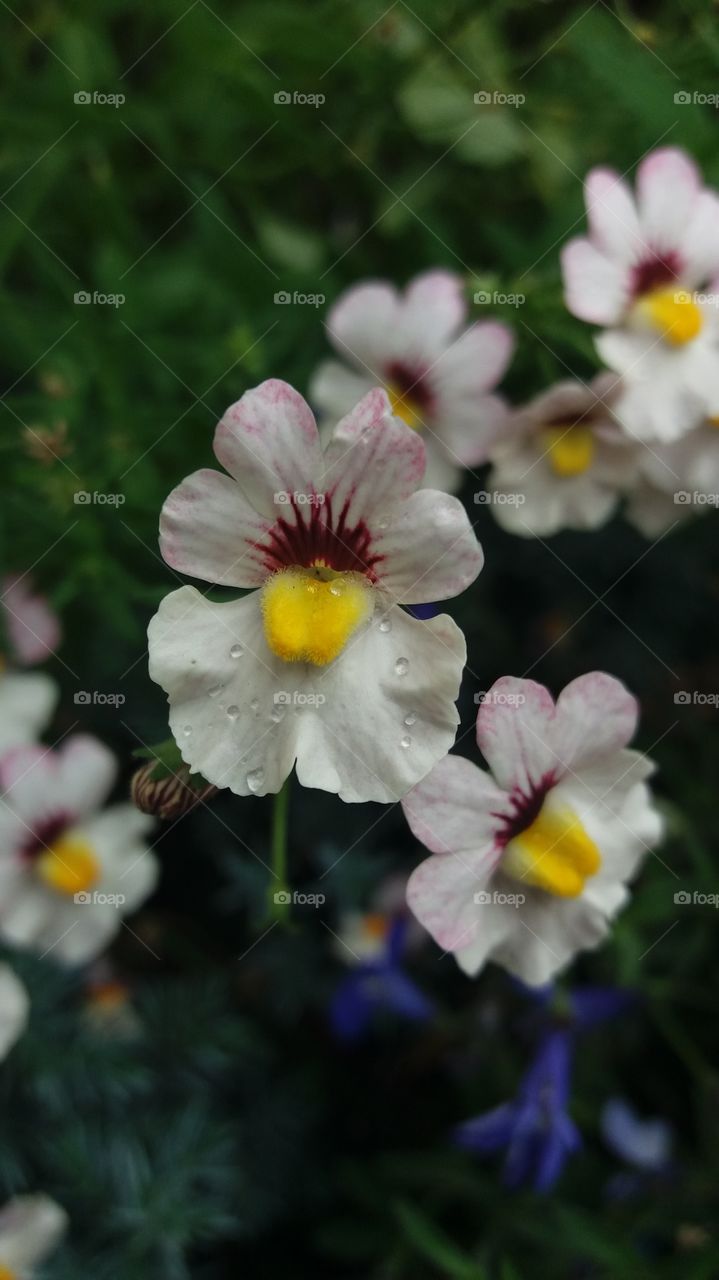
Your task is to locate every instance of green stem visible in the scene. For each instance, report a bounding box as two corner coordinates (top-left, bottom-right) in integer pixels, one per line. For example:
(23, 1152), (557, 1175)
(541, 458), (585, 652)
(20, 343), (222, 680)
(268, 777), (291, 921)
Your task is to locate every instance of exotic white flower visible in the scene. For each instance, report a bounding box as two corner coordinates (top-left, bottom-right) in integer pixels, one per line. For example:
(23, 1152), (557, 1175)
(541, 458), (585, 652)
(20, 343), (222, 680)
(626, 415), (719, 536)
(0, 673), (58, 756)
(486, 374), (639, 536)
(0, 1193), (67, 1278)
(0, 736), (157, 964)
(402, 674), (662, 986)
(309, 270), (514, 491)
(0, 965), (29, 1061)
(148, 381), (483, 803)
(561, 147), (719, 442)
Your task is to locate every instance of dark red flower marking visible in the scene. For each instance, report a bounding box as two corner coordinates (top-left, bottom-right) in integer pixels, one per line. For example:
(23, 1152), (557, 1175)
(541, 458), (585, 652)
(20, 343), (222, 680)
(383, 360), (435, 416)
(630, 251), (683, 299)
(493, 771), (557, 848)
(19, 812), (70, 861)
(254, 494), (385, 581)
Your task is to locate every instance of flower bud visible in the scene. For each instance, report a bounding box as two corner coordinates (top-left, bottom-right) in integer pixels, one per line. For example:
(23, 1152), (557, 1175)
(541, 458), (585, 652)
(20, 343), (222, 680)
(131, 760), (217, 820)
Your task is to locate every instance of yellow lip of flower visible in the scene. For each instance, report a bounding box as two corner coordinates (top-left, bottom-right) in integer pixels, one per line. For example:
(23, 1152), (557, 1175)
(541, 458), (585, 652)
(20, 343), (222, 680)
(708, 415), (719, 428)
(261, 566), (375, 666)
(502, 802), (601, 898)
(543, 424), (596, 477)
(35, 832), (100, 896)
(386, 381), (425, 430)
(0, 1264), (17, 1280)
(633, 287), (703, 347)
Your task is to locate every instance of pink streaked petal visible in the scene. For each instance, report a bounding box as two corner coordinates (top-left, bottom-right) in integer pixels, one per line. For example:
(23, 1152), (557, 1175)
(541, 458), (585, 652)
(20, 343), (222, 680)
(160, 468), (270, 588)
(433, 321), (514, 397)
(476, 677), (557, 794)
(399, 270), (467, 355)
(326, 281), (400, 372)
(584, 167), (641, 264)
(321, 387), (426, 525)
(552, 673), (638, 774)
(402, 754), (506, 855)
(561, 237), (630, 324)
(2, 577), (61, 666)
(636, 147), (701, 255)
(406, 845), (496, 952)
(375, 489), (483, 604)
(214, 380), (323, 518)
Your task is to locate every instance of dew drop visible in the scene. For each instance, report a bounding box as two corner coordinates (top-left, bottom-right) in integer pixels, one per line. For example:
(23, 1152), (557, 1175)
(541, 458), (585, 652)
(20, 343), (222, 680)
(250, 697), (260, 715)
(400, 735), (412, 749)
(404, 711), (417, 727)
(394, 657), (409, 676)
(246, 767), (265, 793)
(230, 644), (244, 659)
(379, 618), (392, 633)
(270, 705), (285, 723)
(182, 725), (192, 737)
(208, 683), (223, 698)
(226, 705), (239, 720)
(329, 581), (345, 597)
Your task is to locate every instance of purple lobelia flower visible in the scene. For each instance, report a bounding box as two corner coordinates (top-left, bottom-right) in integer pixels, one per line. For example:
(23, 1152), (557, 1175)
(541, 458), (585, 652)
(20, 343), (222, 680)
(330, 915), (434, 1042)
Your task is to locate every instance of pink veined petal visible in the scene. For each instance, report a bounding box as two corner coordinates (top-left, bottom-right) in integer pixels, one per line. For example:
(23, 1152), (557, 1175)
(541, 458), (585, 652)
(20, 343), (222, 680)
(321, 387), (426, 526)
(214, 379), (323, 519)
(584, 167), (641, 264)
(636, 147), (701, 256)
(326, 281), (400, 372)
(398, 270), (467, 357)
(55, 735), (117, 819)
(160, 468), (271, 588)
(406, 845), (496, 952)
(476, 676), (557, 794)
(402, 754), (506, 855)
(375, 489), (483, 604)
(1, 577), (61, 665)
(551, 673), (638, 774)
(561, 237), (630, 324)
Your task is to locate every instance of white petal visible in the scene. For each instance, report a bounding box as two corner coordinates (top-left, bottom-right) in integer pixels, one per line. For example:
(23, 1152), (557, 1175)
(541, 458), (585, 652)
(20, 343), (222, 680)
(399, 270), (467, 355)
(321, 387), (426, 523)
(432, 321), (514, 397)
(476, 677), (557, 793)
(0, 1194), (67, 1270)
(326, 281), (400, 369)
(551, 673), (638, 774)
(160, 468), (271, 587)
(309, 360), (375, 426)
(679, 190), (719, 282)
(376, 489), (484, 604)
(0, 672), (58, 753)
(1, 577), (61, 666)
(436, 394), (510, 468)
(402, 754), (507, 854)
(0, 965), (29, 1059)
(214, 379), (323, 518)
(636, 147), (700, 255)
(55, 735), (117, 819)
(407, 844), (498, 952)
(490, 882), (614, 986)
(561, 238), (629, 325)
(584, 167), (641, 264)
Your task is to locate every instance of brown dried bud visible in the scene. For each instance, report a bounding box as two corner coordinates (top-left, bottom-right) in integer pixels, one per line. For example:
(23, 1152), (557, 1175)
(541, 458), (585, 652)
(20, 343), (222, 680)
(131, 760), (217, 820)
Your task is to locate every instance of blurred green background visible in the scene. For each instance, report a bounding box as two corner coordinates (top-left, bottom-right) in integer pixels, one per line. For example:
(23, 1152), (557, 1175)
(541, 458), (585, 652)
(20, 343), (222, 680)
(1, 0), (719, 1275)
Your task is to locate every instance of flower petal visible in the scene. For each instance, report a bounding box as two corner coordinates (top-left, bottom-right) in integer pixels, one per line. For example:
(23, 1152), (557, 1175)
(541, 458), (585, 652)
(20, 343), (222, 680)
(402, 754), (506, 854)
(0, 965), (29, 1060)
(407, 844), (497, 952)
(376, 489), (484, 604)
(1, 577), (61, 665)
(636, 147), (700, 255)
(55, 735), (117, 819)
(0, 1194), (67, 1271)
(561, 238), (629, 324)
(433, 321), (514, 396)
(399, 270), (467, 355)
(214, 379), (323, 518)
(476, 677), (557, 793)
(0, 672), (58, 753)
(326, 281), (400, 369)
(160, 468), (271, 587)
(584, 167), (641, 264)
(309, 360), (374, 427)
(321, 387), (426, 524)
(551, 672), (638, 773)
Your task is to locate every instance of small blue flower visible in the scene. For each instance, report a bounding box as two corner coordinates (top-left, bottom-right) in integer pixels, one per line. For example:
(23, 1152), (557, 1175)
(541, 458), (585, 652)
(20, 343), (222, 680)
(454, 1028), (580, 1192)
(330, 917), (433, 1041)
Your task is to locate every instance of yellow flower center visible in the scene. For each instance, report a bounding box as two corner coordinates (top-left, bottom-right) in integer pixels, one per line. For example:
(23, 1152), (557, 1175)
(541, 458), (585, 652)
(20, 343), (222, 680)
(634, 287), (703, 346)
(0, 1265), (17, 1280)
(387, 382), (424, 430)
(708, 416), (719, 428)
(502, 802), (601, 898)
(544, 424), (595, 477)
(260, 567), (374, 666)
(35, 832), (100, 896)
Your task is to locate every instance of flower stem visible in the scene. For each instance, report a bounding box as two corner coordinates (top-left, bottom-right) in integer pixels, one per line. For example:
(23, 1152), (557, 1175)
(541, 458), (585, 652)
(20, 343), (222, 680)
(269, 777), (291, 921)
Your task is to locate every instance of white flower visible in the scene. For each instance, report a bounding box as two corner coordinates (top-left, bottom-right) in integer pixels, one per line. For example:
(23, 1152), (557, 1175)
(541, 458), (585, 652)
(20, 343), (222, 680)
(561, 147), (719, 442)
(0, 1193), (67, 1278)
(148, 380), (483, 803)
(486, 374), (639, 536)
(309, 270), (514, 491)
(0, 965), (29, 1061)
(0, 673), (58, 755)
(0, 736), (158, 964)
(1, 576), (61, 666)
(626, 416), (719, 535)
(402, 674), (662, 986)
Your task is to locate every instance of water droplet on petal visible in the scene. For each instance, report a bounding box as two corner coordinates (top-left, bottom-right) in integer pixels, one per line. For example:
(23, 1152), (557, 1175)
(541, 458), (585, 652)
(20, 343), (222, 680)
(400, 735), (412, 749)
(246, 767), (265, 793)
(404, 711), (417, 727)
(182, 725), (192, 737)
(379, 618), (392, 633)
(394, 657), (409, 676)
(250, 697), (260, 715)
(270, 706), (285, 723)
(208, 683), (223, 698)
(227, 705), (239, 720)
(230, 644), (244, 659)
